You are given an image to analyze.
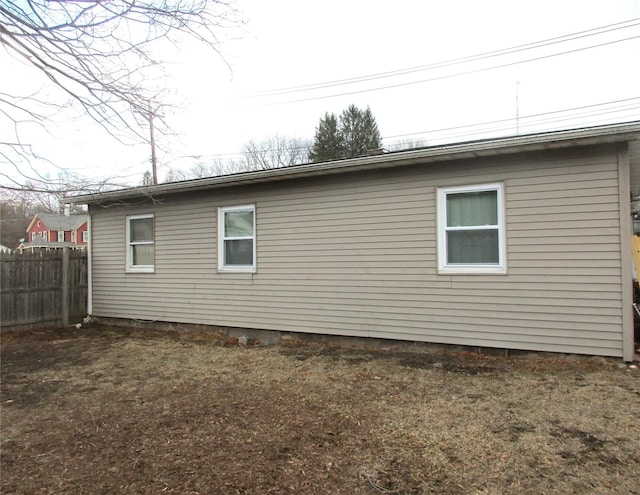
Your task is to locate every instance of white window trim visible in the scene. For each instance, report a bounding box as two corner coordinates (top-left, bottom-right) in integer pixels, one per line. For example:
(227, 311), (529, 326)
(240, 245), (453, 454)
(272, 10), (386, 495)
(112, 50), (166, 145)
(126, 213), (155, 273)
(82, 231), (89, 243)
(218, 205), (256, 273)
(58, 230), (65, 242)
(437, 182), (506, 274)
(71, 231), (76, 243)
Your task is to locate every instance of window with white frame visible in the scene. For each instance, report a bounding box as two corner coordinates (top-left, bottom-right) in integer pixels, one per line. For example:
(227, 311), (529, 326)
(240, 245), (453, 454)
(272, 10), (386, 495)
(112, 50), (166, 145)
(437, 183), (506, 274)
(126, 214), (154, 272)
(58, 230), (65, 242)
(71, 231), (76, 243)
(218, 205), (255, 272)
(82, 231), (89, 243)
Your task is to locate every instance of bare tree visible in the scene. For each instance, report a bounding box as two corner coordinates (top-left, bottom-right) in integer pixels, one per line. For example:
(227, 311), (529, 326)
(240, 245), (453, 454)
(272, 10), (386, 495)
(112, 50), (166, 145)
(243, 135), (311, 170)
(163, 157), (250, 182)
(161, 134), (311, 182)
(141, 171), (154, 186)
(0, 167), (132, 201)
(0, 0), (238, 193)
(386, 138), (429, 152)
(0, 196), (32, 249)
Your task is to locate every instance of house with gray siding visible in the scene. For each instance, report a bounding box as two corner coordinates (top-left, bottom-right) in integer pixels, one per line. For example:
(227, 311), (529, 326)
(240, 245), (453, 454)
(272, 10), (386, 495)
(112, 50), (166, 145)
(70, 122), (640, 361)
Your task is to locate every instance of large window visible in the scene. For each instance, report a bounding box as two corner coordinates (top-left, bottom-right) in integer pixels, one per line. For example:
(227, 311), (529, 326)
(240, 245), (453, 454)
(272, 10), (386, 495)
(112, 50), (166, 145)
(126, 214), (154, 273)
(218, 205), (255, 272)
(437, 183), (506, 274)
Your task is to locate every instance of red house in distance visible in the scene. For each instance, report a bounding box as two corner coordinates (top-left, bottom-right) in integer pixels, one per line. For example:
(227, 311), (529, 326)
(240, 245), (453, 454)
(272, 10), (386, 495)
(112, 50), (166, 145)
(18, 212), (89, 252)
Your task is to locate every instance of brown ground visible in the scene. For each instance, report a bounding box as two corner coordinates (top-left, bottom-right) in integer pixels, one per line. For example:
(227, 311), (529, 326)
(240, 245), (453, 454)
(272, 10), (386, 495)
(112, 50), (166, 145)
(1, 325), (639, 495)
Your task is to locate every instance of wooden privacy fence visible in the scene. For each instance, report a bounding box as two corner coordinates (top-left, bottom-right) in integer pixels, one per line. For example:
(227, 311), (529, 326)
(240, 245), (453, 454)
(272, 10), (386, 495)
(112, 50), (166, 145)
(0, 248), (88, 331)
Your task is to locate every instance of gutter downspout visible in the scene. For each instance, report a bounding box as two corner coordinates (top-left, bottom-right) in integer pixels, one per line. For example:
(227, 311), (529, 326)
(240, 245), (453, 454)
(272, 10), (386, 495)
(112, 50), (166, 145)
(87, 211), (93, 317)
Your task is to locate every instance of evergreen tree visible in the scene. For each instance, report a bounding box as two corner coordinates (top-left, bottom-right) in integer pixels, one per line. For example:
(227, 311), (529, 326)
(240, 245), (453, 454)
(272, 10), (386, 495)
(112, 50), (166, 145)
(308, 112), (341, 162)
(339, 105), (381, 158)
(309, 105), (381, 162)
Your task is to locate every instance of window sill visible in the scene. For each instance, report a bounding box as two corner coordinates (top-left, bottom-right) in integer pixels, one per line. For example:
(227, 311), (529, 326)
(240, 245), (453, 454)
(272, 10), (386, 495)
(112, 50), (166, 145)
(126, 266), (155, 274)
(218, 266), (256, 274)
(438, 265), (507, 275)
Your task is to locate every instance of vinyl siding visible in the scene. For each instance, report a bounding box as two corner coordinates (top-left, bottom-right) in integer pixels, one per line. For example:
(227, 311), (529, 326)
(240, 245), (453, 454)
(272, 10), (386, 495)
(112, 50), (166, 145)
(89, 144), (626, 356)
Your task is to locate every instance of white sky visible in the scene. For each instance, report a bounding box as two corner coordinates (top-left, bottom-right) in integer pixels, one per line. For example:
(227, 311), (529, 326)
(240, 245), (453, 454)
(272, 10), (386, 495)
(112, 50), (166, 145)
(2, 0), (640, 187)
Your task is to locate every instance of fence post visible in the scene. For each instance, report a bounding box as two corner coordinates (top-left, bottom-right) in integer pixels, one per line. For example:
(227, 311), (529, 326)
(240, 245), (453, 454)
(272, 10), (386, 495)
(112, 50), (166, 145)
(62, 247), (69, 326)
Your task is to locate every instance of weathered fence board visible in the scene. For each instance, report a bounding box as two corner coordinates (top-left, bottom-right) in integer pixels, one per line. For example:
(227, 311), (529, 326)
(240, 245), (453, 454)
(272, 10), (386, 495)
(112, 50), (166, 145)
(0, 249), (88, 330)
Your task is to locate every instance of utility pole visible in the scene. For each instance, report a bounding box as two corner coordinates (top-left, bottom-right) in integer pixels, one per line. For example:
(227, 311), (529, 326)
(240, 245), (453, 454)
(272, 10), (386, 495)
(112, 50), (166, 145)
(148, 102), (158, 185)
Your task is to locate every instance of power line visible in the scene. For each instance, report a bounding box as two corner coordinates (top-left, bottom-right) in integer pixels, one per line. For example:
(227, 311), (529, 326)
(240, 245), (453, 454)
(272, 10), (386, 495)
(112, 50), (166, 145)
(241, 18), (640, 100)
(385, 103), (640, 145)
(386, 110), (640, 146)
(383, 97), (640, 140)
(248, 35), (640, 106)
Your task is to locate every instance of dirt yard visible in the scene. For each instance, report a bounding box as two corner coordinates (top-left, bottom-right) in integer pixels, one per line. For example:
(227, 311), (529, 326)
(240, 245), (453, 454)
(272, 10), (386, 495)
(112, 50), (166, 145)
(1, 325), (639, 495)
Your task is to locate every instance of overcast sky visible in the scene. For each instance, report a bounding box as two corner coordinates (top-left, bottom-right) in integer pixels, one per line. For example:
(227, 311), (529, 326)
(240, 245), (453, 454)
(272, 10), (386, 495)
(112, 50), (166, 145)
(3, 0), (640, 187)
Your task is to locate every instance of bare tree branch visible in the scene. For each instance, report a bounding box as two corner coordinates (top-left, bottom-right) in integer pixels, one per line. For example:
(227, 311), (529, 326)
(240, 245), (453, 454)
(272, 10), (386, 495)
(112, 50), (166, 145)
(0, 0), (240, 195)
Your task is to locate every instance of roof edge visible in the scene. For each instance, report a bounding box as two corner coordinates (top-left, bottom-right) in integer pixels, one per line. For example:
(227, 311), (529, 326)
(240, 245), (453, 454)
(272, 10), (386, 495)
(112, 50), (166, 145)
(70, 121), (640, 205)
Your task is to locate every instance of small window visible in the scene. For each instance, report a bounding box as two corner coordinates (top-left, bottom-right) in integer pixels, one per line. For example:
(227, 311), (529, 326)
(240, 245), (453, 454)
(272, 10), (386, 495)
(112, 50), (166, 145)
(126, 214), (154, 273)
(71, 231), (76, 243)
(42, 231), (48, 241)
(437, 183), (506, 274)
(82, 231), (89, 243)
(31, 232), (36, 241)
(58, 230), (65, 242)
(218, 205), (255, 272)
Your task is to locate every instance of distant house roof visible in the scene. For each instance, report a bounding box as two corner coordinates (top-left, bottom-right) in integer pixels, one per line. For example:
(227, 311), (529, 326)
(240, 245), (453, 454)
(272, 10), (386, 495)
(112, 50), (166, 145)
(27, 213), (88, 232)
(68, 121), (640, 206)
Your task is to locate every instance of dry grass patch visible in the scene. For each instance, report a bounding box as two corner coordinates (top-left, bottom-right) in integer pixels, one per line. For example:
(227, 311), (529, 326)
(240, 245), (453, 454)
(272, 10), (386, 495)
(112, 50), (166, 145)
(1, 325), (639, 494)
